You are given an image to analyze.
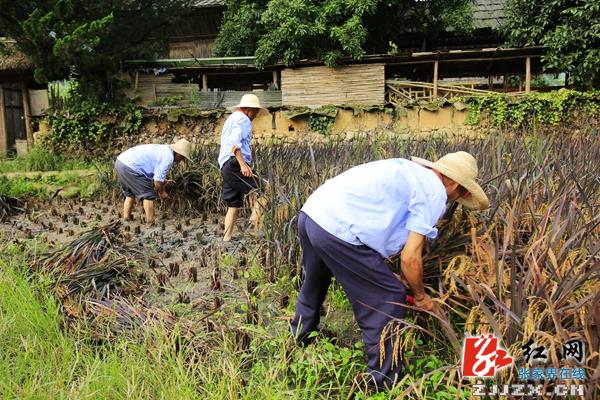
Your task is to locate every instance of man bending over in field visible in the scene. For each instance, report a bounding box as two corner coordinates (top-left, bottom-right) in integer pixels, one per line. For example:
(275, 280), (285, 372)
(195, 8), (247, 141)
(291, 151), (489, 391)
(115, 139), (192, 224)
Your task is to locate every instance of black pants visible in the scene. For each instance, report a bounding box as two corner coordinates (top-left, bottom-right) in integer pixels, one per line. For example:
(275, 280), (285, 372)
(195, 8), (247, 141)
(291, 212), (407, 389)
(220, 157), (261, 208)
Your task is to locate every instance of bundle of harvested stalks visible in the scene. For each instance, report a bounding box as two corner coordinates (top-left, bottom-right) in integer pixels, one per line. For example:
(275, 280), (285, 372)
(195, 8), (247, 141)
(38, 221), (151, 299)
(38, 221), (136, 275)
(55, 256), (137, 299)
(0, 195), (24, 222)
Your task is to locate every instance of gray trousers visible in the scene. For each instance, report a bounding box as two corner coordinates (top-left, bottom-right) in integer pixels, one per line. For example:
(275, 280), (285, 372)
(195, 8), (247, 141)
(291, 212), (407, 389)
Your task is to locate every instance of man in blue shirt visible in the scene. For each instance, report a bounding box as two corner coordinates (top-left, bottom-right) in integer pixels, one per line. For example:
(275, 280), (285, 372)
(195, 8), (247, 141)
(115, 138), (192, 224)
(218, 94), (266, 241)
(291, 151), (489, 390)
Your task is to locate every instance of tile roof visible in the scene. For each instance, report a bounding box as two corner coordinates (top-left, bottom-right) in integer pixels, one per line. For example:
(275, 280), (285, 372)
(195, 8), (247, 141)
(473, 0), (507, 29)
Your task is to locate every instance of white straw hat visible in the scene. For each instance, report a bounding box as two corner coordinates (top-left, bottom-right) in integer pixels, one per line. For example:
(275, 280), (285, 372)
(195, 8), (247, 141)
(411, 151), (489, 210)
(169, 139), (192, 161)
(233, 93), (265, 109)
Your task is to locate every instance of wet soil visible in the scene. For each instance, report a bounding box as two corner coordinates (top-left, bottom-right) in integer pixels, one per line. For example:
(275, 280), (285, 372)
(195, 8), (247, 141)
(0, 198), (255, 311)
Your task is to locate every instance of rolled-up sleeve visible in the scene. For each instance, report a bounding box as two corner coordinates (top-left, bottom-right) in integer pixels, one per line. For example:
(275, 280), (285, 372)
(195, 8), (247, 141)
(226, 121), (244, 153)
(153, 154), (173, 182)
(405, 192), (445, 239)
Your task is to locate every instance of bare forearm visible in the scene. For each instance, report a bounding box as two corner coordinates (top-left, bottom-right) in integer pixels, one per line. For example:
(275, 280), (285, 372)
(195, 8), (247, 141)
(154, 180), (166, 194)
(233, 148), (247, 167)
(401, 258), (426, 299)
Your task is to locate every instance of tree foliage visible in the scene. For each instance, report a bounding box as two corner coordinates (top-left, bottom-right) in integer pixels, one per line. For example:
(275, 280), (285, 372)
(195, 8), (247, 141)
(0, 0), (193, 97)
(503, 0), (600, 88)
(214, 0), (474, 68)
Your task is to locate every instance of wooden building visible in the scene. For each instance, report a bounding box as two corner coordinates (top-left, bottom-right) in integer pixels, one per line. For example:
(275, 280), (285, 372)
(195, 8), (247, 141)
(167, 0), (225, 59)
(124, 0), (551, 109)
(0, 40), (47, 156)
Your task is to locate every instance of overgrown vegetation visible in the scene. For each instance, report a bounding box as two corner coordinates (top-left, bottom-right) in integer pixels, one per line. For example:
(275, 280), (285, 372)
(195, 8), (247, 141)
(214, 0), (474, 68)
(461, 89), (600, 127)
(503, 0), (600, 88)
(0, 146), (91, 173)
(44, 100), (143, 157)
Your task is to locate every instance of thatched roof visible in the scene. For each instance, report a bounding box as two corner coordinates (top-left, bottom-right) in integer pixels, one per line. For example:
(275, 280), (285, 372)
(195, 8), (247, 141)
(0, 39), (33, 72)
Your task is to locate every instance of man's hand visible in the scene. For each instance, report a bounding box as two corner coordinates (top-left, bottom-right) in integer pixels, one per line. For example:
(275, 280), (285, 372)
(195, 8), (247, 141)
(414, 293), (434, 311)
(159, 191), (170, 200)
(240, 163), (253, 177)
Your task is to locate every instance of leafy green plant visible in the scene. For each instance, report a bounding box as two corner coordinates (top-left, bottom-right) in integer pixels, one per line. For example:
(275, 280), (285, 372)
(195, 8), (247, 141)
(503, 0), (600, 88)
(307, 114), (335, 135)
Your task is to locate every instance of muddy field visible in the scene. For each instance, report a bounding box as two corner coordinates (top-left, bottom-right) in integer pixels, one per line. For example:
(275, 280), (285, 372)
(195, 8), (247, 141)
(2, 198), (257, 311)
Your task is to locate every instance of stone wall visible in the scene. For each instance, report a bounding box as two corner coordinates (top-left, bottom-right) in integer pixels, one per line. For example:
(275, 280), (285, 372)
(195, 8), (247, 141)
(131, 105), (478, 148)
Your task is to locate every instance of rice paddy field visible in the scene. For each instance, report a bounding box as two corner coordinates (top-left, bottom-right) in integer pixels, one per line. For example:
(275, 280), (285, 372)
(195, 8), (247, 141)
(0, 127), (599, 399)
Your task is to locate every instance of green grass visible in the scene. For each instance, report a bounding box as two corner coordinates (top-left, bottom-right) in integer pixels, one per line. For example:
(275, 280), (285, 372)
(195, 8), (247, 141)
(0, 146), (92, 173)
(0, 238), (466, 399)
(0, 174), (99, 199)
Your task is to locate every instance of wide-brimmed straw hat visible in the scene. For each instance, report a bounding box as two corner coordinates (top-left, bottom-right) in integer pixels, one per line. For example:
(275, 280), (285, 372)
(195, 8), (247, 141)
(233, 93), (265, 109)
(411, 151), (489, 210)
(169, 139), (192, 161)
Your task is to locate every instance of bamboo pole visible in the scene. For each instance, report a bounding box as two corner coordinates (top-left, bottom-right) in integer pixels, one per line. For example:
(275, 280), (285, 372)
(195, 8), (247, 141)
(433, 60), (439, 98)
(525, 57), (531, 93)
(202, 74), (208, 92)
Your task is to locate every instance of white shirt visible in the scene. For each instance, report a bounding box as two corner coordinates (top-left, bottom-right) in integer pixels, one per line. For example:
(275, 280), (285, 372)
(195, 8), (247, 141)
(117, 144), (174, 182)
(301, 159), (447, 258)
(218, 111), (253, 168)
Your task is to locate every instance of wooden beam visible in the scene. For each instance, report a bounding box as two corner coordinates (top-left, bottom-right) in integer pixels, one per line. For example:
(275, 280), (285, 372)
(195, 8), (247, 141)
(20, 83), (34, 150)
(525, 57), (531, 93)
(0, 85), (5, 155)
(272, 70), (278, 89)
(202, 74), (208, 92)
(134, 70), (139, 90)
(433, 60), (439, 98)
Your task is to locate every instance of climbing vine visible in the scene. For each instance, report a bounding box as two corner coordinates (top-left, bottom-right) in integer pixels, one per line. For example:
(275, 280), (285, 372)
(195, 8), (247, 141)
(45, 101), (143, 157)
(461, 90), (599, 127)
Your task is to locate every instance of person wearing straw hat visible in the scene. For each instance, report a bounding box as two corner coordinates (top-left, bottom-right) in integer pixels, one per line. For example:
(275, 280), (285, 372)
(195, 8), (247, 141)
(291, 151), (489, 391)
(218, 93), (267, 242)
(115, 138), (192, 224)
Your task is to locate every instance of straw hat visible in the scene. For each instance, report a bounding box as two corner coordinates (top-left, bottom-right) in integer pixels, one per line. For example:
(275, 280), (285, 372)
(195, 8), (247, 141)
(169, 139), (192, 161)
(233, 93), (265, 109)
(411, 151), (489, 210)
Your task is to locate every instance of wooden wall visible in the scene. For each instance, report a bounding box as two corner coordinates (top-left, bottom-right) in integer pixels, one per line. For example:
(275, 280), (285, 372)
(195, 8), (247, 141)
(169, 38), (215, 59)
(281, 63), (385, 107)
(197, 91), (281, 109)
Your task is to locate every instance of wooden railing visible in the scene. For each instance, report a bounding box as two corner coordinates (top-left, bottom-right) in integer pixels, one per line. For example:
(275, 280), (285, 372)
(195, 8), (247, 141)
(385, 79), (524, 106)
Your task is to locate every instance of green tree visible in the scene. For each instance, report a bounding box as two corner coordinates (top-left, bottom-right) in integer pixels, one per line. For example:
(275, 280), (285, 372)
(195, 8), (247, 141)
(214, 0), (473, 68)
(0, 0), (193, 98)
(503, 0), (600, 88)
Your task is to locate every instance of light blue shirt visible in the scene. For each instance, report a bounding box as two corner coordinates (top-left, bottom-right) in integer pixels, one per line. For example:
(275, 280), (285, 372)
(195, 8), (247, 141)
(301, 159), (448, 258)
(117, 144), (174, 182)
(218, 111), (253, 168)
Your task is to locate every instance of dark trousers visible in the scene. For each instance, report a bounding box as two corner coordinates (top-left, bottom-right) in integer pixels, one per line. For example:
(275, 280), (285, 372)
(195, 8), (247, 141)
(291, 212), (407, 389)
